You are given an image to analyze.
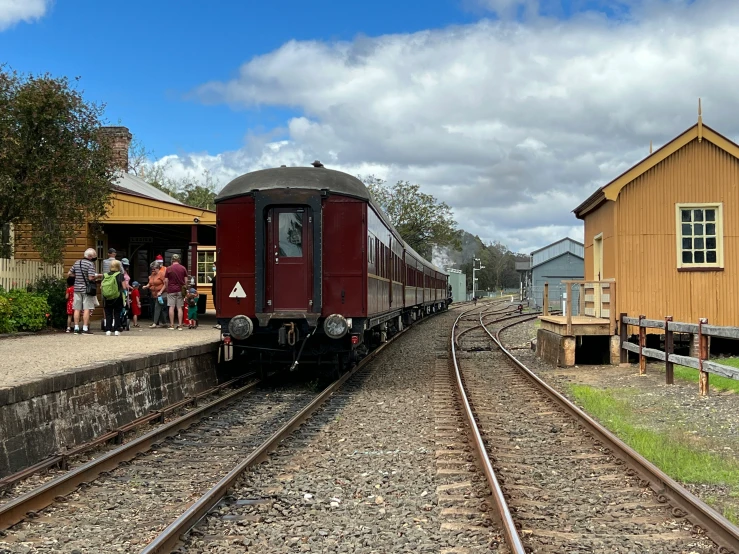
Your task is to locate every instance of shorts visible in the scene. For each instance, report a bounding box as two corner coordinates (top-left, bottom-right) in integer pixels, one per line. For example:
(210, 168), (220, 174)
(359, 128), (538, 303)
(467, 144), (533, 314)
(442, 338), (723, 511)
(187, 306), (198, 320)
(72, 292), (96, 311)
(167, 292), (184, 309)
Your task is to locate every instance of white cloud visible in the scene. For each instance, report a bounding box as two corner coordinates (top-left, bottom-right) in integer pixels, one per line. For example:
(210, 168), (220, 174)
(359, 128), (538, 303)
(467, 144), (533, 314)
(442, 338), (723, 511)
(0, 0), (50, 31)
(165, 0), (739, 253)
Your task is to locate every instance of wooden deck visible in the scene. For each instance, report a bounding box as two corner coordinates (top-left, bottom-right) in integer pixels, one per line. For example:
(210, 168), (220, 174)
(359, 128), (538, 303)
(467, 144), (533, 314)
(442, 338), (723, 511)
(539, 315), (612, 336)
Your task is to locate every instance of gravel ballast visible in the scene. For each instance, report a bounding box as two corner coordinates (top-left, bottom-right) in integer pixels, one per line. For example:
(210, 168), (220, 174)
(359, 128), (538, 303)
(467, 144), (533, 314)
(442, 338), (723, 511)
(501, 319), (739, 531)
(181, 308), (505, 553)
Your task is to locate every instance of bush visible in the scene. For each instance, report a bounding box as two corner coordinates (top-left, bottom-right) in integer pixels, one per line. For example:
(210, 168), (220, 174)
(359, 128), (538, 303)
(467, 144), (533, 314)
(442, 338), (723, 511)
(0, 296), (12, 334)
(30, 275), (68, 329)
(0, 289), (49, 332)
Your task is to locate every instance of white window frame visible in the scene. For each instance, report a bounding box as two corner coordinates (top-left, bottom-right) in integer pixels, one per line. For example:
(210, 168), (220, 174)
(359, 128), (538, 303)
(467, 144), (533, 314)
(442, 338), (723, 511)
(675, 203), (724, 269)
(196, 247), (217, 286)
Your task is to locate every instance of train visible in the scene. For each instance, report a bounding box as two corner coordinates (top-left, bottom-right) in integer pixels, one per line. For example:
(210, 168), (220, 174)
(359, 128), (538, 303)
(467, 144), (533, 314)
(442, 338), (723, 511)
(214, 163), (450, 370)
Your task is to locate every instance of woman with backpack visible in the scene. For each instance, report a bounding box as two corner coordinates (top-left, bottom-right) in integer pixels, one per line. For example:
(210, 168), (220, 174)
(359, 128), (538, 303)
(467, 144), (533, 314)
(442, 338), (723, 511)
(102, 260), (125, 336)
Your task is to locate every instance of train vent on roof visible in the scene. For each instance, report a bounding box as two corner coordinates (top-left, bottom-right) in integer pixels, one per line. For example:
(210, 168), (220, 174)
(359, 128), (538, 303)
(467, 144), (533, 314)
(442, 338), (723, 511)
(311, 160), (324, 168)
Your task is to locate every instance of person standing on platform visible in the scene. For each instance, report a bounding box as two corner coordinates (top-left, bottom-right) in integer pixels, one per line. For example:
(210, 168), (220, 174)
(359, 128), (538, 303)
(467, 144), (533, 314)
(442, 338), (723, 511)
(102, 260), (125, 336)
(68, 247), (101, 334)
(211, 260), (220, 329)
(186, 287), (199, 329)
(130, 281), (142, 327)
(102, 248), (117, 274)
(164, 254), (188, 330)
(65, 276), (75, 333)
(144, 264), (166, 328)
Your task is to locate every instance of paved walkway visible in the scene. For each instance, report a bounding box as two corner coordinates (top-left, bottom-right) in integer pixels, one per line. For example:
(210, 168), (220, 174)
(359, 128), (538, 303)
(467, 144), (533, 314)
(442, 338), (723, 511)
(0, 313), (222, 391)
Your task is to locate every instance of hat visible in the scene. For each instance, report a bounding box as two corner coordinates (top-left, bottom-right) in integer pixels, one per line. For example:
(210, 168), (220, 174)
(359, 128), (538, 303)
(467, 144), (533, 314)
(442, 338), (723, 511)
(155, 254), (164, 261)
(189, 287), (196, 294)
(132, 281), (139, 287)
(108, 247), (116, 254)
(121, 258), (130, 266)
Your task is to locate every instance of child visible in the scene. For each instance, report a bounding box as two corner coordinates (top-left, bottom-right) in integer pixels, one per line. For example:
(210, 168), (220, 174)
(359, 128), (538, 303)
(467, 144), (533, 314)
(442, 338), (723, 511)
(130, 281), (142, 327)
(65, 276), (75, 333)
(185, 287), (199, 329)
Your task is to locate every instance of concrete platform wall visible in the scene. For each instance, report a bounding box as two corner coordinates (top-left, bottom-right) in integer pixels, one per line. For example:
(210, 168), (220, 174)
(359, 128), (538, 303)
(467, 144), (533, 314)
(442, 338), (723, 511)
(0, 344), (219, 477)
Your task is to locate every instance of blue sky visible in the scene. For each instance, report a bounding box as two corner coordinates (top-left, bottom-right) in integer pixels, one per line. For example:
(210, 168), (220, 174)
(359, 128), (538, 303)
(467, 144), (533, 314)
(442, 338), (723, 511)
(1, 0), (629, 158)
(1, 0), (732, 253)
(2, 0), (483, 156)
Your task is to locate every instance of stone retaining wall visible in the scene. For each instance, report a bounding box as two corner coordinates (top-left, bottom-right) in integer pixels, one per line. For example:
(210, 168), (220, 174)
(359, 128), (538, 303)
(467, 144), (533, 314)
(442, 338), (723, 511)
(0, 343), (219, 477)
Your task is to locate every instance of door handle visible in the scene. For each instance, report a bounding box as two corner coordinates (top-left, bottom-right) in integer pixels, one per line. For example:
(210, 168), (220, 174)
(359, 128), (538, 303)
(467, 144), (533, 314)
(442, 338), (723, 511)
(275, 258), (279, 264)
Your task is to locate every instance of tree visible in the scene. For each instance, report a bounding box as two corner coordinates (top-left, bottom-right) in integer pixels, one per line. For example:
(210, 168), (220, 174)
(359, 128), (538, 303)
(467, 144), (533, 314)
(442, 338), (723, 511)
(129, 139), (218, 211)
(0, 68), (116, 262)
(360, 175), (461, 259)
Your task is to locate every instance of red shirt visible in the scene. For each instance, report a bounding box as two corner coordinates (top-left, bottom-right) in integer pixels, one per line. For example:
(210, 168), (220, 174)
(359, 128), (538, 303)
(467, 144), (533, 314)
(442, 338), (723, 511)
(131, 288), (141, 316)
(66, 286), (75, 315)
(165, 263), (188, 293)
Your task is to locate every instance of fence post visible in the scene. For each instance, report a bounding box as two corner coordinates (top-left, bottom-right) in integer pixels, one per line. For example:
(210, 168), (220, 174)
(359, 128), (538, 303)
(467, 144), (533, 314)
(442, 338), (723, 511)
(565, 281), (572, 335)
(638, 314), (646, 375)
(699, 318), (709, 396)
(619, 313), (628, 364)
(543, 283), (549, 316)
(664, 316), (674, 385)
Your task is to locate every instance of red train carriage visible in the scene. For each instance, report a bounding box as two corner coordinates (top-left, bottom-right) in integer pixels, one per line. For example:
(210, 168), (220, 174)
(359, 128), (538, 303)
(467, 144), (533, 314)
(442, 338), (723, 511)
(214, 164), (448, 369)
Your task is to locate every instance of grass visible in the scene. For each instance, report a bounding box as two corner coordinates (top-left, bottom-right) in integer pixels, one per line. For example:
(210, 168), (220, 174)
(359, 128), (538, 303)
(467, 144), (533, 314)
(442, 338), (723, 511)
(665, 362), (739, 393)
(568, 384), (739, 523)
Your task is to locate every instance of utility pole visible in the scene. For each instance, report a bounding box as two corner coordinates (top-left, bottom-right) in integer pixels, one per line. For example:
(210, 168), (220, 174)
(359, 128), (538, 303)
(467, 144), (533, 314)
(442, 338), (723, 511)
(472, 257), (485, 299)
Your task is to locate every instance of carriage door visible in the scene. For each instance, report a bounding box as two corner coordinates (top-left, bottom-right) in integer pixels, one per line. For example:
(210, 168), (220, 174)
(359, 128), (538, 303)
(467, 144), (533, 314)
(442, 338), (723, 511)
(267, 207), (312, 311)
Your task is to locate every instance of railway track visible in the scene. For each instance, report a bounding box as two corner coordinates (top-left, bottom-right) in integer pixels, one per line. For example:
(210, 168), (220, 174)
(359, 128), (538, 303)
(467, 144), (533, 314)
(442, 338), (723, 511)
(0, 304), (463, 553)
(452, 306), (739, 553)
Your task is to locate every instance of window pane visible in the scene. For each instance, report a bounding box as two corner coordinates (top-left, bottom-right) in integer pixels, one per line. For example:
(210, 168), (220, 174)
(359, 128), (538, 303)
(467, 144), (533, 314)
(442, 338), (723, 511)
(706, 223), (716, 235)
(693, 223), (703, 236)
(706, 237), (716, 249)
(681, 210), (692, 222)
(682, 238), (691, 250)
(693, 238), (704, 249)
(278, 212), (303, 257)
(707, 250), (717, 263)
(705, 209), (716, 221)
(682, 251), (693, 263)
(682, 224), (692, 236)
(693, 209), (704, 222)
(694, 251), (705, 263)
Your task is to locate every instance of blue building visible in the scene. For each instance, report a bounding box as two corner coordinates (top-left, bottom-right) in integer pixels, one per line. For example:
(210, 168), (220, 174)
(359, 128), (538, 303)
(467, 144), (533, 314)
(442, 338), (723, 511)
(530, 238), (584, 310)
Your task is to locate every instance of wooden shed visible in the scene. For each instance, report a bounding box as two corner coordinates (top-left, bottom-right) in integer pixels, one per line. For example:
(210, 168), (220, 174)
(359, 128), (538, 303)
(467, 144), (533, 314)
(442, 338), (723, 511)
(574, 113), (739, 329)
(12, 127), (218, 312)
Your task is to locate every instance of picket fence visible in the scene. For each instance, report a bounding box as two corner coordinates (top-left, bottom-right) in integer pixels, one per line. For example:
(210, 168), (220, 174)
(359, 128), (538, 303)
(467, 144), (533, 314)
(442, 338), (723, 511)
(0, 258), (65, 291)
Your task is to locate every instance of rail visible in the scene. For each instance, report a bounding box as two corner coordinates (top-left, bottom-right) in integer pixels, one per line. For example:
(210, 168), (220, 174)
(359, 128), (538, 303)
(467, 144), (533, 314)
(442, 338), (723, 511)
(481, 312), (739, 553)
(620, 314), (739, 395)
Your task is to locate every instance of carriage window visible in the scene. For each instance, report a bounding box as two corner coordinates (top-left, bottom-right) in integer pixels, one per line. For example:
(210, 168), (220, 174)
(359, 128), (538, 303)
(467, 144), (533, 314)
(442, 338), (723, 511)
(278, 212), (303, 257)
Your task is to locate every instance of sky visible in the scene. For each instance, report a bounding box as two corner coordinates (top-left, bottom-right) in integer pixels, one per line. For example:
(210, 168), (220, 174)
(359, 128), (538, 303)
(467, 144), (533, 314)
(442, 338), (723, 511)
(2, 0), (738, 254)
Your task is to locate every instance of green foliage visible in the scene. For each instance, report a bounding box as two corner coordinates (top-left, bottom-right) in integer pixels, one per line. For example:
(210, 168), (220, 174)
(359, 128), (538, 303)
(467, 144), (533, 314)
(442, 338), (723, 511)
(0, 295), (12, 333)
(568, 384), (739, 486)
(668, 364), (739, 394)
(0, 289), (49, 332)
(360, 175), (461, 259)
(0, 66), (116, 262)
(459, 238), (522, 292)
(128, 140), (217, 210)
(29, 275), (68, 328)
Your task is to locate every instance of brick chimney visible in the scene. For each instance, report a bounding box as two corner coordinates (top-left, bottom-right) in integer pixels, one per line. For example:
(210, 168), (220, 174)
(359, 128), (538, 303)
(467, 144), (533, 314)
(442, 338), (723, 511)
(100, 126), (132, 172)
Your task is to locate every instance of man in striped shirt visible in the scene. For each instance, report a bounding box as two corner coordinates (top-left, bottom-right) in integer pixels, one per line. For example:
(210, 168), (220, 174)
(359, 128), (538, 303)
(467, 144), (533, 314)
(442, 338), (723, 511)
(68, 248), (102, 334)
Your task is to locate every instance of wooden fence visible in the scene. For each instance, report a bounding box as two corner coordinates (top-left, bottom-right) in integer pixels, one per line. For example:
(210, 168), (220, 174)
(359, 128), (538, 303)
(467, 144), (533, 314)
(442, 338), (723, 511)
(0, 258), (64, 291)
(620, 314), (739, 396)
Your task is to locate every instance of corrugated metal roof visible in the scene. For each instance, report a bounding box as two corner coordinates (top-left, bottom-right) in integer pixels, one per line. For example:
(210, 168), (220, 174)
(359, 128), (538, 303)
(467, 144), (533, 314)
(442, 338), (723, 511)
(531, 238), (584, 268)
(112, 171), (183, 205)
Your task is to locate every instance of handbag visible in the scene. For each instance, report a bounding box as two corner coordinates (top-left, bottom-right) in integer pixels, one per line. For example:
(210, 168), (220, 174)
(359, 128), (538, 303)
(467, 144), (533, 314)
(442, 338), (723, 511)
(79, 260), (97, 297)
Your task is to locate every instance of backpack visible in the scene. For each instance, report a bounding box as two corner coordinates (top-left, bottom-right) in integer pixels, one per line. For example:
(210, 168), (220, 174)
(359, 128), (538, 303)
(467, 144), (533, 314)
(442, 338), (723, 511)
(102, 271), (121, 300)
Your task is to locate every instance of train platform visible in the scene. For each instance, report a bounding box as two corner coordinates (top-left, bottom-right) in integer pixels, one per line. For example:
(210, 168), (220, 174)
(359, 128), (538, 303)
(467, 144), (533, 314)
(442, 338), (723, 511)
(0, 312), (224, 477)
(0, 313), (221, 393)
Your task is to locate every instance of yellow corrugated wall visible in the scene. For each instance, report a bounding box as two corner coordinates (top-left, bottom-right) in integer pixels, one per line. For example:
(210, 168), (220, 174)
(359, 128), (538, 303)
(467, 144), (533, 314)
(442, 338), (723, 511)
(611, 138), (739, 326)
